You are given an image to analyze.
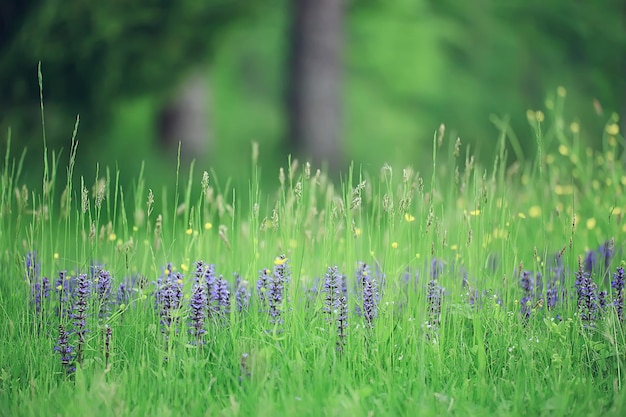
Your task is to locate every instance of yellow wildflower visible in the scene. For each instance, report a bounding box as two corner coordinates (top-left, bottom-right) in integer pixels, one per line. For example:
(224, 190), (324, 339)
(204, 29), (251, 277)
(529, 206), (542, 218)
(606, 123), (620, 136)
(586, 218), (596, 230)
(274, 256), (288, 266)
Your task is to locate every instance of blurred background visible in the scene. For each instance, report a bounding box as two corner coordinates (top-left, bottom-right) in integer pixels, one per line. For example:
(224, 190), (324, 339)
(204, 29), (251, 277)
(1, 0), (624, 192)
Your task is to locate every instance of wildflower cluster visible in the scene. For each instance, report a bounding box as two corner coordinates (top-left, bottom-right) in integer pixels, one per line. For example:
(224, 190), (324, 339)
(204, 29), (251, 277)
(24, 242), (626, 381)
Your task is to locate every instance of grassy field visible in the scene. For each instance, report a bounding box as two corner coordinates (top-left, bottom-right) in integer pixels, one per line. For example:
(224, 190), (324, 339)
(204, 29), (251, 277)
(1, 90), (625, 416)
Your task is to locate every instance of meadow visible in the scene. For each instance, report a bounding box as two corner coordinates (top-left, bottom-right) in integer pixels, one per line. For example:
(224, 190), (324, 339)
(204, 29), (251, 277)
(1, 90), (625, 416)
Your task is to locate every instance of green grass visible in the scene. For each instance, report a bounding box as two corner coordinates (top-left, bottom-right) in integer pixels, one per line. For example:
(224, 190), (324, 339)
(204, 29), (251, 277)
(1, 91), (626, 416)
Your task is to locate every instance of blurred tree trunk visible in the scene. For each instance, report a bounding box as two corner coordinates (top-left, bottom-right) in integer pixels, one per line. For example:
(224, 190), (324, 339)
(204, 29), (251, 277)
(286, 0), (343, 171)
(157, 72), (210, 160)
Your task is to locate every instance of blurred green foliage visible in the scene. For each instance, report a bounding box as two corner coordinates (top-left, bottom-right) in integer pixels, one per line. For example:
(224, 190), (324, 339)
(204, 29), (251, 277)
(0, 0), (250, 167)
(0, 0), (624, 190)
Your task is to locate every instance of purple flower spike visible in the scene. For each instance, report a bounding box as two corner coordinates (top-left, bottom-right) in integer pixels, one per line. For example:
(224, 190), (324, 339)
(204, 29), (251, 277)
(25, 251), (40, 284)
(189, 283), (208, 342)
(426, 279), (444, 339)
(361, 267), (378, 328)
(336, 294), (348, 353)
(193, 260), (205, 285)
(95, 268), (113, 318)
(72, 273), (91, 364)
(323, 266), (349, 352)
(212, 275), (231, 321)
(54, 324), (75, 375)
(55, 270), (74, 318)
(30, 276), (50, 314)
(323, 266), (342, 322)
(256, 268), (271, 312)
(267, 255), (290, 326)
(575, 259), (599, 327)
(234, 274), (251, 312)
(155, 267), (184, 338)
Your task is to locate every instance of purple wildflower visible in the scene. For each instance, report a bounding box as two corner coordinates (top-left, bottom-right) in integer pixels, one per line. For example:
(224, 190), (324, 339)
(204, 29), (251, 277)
(30, 276), (50, 314)
(520, 270), (534, 293)
(584, 250), (597, 275)
(612, 266), (624, 321)
(426, 279), (444, 337)
(256, 268), (271, 312)
(193, 260), (205, 285)
(354, 262), (379, 326)
(430, 258), (445, 280)
(25, 251), (40, 284)
(234, 274), (251, 312)
(575, 259), (599, 326)
(599, 240), (614, 275)
(204, 264), (217, 311)
(323, 266), (348, 352)
(72, 273), (91, 364)
(274, 255), (291, 300)
(267, 256), (290, 326)
(54, 324), (75, 375)
(323, 266), (343, 321)
(355, 262), (369, 290)
(354, 262), (370, 316)
(362, 269), (378, 328)
(336, 294), (348, 353)
(584, 240), (615, 278)
(599, 291), (608, 310)
(212, 275), (231, 321)
(519, 270), (534, 319)
(95, 267), (113, 318)
(305, 277), (320, 308)
(188, 283), (207, 342)
(104, 324), (112, 369)
(374, 262), (386, 299)
(546, 279), (559, 310)
(55, 270), (74, 318)
(116, 275), (135, 307)
(401, 266), (419, 293)
(155, 269), (184, 338)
